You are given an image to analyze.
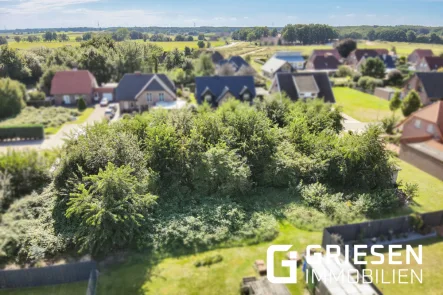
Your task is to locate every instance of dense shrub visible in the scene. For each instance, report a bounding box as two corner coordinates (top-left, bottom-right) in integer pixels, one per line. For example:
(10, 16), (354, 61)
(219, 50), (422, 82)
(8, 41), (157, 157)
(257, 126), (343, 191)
(381, 115), (398, 135)
(0, 78), (26, 120)
(194, 254), (223, 267)
(402, 90), (421, 117)
(77, 97), (87, 111)
(335, 65), (353, 78)
(0, 125), (44, 141)
(28, 90), (46, 101)
(358, 76), (383, 92)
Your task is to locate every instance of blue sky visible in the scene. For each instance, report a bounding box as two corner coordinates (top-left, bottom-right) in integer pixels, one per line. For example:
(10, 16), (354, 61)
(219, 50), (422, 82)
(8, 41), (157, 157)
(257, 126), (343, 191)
(0, 0), (442, 29)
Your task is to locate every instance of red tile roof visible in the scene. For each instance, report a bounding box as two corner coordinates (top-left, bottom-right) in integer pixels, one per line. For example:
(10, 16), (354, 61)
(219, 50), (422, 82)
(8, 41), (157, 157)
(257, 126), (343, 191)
(50, 70), (97, 95)
(312, 55), (341, 70)
(423, 56), (443, 70)
(309, 49), (341, 61)
(411, 49), (434, 59)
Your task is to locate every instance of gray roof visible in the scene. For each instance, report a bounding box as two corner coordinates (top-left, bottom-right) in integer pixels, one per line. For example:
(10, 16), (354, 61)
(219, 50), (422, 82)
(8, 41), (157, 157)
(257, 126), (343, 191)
(416, 72), (443, 100)
(115, 73), (175, 101)
(293, 75), (319, 94)
(262, 57), (290, 74)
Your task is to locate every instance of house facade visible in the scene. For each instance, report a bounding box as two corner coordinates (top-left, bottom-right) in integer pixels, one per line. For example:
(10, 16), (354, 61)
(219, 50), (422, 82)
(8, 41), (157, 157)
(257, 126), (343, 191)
(408, 49), (434, 65)
(398, 101), (443, 181)
(195, 76), (256, 107)
(269, 72), (336, 103)
(402, 72), (443, 105)
(416, 56), (443, 72)
(50, 70), (98, 106)
(115, 72), (176, 113)
(305, 55), (341, 71)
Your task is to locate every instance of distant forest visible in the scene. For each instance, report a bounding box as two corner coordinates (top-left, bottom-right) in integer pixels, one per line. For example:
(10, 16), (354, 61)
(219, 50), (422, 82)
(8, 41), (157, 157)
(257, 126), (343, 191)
(2, 25), (443, 44)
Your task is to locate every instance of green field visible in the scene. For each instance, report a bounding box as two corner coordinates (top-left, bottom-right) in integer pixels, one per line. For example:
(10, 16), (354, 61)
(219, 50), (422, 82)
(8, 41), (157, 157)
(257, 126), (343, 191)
(367, 238), (443, 295)
(333, 87), (400, 122)
(0, 281), (88, 295)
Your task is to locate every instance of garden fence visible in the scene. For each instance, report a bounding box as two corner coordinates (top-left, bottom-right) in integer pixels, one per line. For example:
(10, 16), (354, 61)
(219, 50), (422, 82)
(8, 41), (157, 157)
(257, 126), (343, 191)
(0, 261), (97, 290)
(86, 269), (99, 295)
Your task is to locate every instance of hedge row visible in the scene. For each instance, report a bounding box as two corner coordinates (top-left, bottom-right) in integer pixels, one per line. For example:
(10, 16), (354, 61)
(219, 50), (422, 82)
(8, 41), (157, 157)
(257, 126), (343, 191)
(0, 125), (44, 141)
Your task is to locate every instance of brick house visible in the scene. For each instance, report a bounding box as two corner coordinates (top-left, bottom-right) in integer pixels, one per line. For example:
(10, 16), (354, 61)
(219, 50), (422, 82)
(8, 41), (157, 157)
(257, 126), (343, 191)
(402, 72), (443, 105)
(305, 55), (341, 71)
(397, 101), (443, 180)
(50, 70), (98, 106)
(115, 72), (177, 113)
(408, 49), (434, 65)
(306, 49), (341, 65)
(416, 56), (443, 72)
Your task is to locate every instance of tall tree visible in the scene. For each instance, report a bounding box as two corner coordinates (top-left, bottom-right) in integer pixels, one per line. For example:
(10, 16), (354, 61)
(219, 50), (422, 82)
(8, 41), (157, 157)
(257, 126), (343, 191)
(195, 54), (215, 76)
(0, 78), (26, 120)
(360, 57), (386, 79)
(79, 47), (115, 85)
(402, 90), (421, 117)
(336, 38), (357, 58)
(0, 46), (30, 82)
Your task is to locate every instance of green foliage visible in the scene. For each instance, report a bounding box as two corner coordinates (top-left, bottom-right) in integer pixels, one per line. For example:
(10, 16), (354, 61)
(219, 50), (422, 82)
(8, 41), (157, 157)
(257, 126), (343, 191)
(77, 97), (87, 111)
(0, 150), (51, 209)
(79, 46), (114, 85)
(386, 70), (403, 87)
(195, 54), (215, 76)
(389, 91), (402, 112)
(336, 39), (357, 58)
(112, 28), (130, 41)
(0, 37), (7, 45)
(360, 57), (386, 79)
(381, 115), (398, 135)
(197, 40), (205, 49)
(38, 65), (69, 95)
(0, 78), (26, 120)
(66, 163), (158, 254)
(0, 46), (31, 82)
(335, 65), (353, 78)
(358, 76), (383, 92)
(0, 125), (44, 141)
(402, 90), (421, 117)
(28, 90), (46, 101)
(194, 254), (223, 267)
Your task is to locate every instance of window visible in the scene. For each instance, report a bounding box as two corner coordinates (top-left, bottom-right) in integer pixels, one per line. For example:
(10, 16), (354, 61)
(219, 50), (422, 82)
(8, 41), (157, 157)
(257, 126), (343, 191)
(204, 94), (212, 102)
(243, 93), (250, 101)
(63, 95), (71, 104)
(417, 86), (423, 93)
(159, 93), (165, 102)
(427, 124), (435, 134)
(146, 93), (153, 102)
(414, 119), (422, 129)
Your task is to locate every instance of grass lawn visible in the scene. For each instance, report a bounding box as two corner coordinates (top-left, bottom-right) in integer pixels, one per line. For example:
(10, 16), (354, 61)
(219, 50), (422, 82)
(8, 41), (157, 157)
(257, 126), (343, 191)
(333, 87), (400, 122)
(366, 238), (443, 295)
(0, 281), (88, 295)
(97, 222), (321, 295)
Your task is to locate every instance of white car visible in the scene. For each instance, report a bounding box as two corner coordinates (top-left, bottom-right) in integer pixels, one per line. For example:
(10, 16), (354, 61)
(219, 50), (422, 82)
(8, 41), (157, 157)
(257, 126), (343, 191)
(104, 108), (115, 119)
(108, 103), (118, 112)
(100, 98), (109, 107)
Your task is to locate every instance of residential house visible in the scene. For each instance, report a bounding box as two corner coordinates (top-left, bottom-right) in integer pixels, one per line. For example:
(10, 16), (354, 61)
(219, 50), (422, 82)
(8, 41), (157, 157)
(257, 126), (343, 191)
(408, 49), (434, 65)
(306, 49), (341, 65)
(50, 70), (98, 106)
(273, 52), (305, 70)
(115, 72), (176, 113)
(398, 101), (443, 181)
(195, 76), (256, 107)
(94, 82), (117, 102)
(347, 49), (389, 69)
(305, 55), (341, 72)
(402, 72), (443, 105)
(416, 56), (443, 72)
(262, 57), (293, 78)
(269, 72), (336, 103)
(217, 56), (254, 74)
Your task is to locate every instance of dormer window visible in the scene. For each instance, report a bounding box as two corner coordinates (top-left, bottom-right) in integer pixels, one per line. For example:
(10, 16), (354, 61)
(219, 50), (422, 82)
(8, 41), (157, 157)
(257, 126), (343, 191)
(243, 93), (251, 101)
(204, 94), (212, 102)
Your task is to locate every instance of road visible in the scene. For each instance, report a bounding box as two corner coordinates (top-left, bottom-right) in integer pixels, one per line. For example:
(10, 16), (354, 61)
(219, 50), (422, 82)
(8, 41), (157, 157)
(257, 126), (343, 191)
(342, 113), (371, 133)
(0, 105), (107, 153)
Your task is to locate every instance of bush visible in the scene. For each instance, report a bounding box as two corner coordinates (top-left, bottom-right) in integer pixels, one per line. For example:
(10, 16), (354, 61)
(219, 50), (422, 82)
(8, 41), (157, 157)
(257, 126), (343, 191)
(381, 115), (398, 135)
(402, 90), (421, 117)
(77, 97), (87, 111)
(194, 254), (223, 267)
(28, 91), (46, 101)
(284, 204), (333, 232)
(360, 57), (386, 79)
(358, 76), (383, 92)
(0, 125), (44, 141)
(176, 88), (183, 97)
(0, 78), (26, 120)
(335, 66), (353, 78)
(386, 70), (403, 87)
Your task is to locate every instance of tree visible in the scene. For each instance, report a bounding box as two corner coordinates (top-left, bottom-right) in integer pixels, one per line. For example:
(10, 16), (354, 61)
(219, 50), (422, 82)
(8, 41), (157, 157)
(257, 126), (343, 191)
(174, 35), (185, 41)
(197, 40), (205, 49)
(82, 32), (93, 41)
(184, 46), (192, 56)
(186, 36), (194, 41)
(195, 54), (215, 76)
(236, 65), (256, 76)
(336, 38), (357, 58)
(58, 33), (69, 42)
(360, 57), (386, 79)
(0, 46), (31, 82)
(112, 28), (130, 41)
(386, 70), (403, 87)
(28, 90), (46, 101)
(271, 28), (278, 37)
(430, 33), (442, 44)
(198, 33), (205, 41)
(79, 47), (114, 85)
(281, 24), (297, 44)
(164, 48), (184, 71)
(0, 78), (26, 120)
(407, 30), (416, 42)
(77, 96), (87, 111)
(402, 90), (421, 117)
(14, 36), (21, 43)
(0, 37), (7, 45)
(335, 65), (353, 78)
(389, 91), (402, 112)
(206, 41), (211, 48)
(75, 36), (83, 42)
(367, 30), (376, 41)
(43, 31), (54, 42)
(217, 63), (236, 76)
(247, 32), (256, 42)
(66, 163), (157, 254)
(22, 51), (44, 85)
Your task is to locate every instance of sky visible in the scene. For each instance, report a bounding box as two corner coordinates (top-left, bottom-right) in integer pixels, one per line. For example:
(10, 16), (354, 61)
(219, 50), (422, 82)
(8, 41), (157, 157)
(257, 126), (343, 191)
(0, 0), (443, 29)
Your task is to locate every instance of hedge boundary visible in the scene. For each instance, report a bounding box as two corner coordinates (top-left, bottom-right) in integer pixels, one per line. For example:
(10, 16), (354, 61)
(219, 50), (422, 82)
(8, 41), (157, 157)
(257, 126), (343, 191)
(0, 125), (44, 141)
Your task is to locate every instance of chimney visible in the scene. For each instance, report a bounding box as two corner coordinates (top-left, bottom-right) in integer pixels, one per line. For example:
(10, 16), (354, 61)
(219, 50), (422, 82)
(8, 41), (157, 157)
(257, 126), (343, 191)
(134, 71), (141, 75)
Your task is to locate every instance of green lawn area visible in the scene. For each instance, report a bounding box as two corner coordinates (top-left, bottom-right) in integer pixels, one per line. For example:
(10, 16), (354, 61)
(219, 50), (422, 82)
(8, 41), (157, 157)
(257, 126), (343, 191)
(97, 222), (321, 295)
(0, 281), (88, 295)
(333, 87), (400, 122)
(367, 238), (443, 295)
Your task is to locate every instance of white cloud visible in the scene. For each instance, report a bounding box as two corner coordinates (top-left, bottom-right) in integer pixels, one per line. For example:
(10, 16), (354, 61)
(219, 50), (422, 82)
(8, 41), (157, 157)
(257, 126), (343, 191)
(366, 14), (376, 17)
(346, 13), (356, 17)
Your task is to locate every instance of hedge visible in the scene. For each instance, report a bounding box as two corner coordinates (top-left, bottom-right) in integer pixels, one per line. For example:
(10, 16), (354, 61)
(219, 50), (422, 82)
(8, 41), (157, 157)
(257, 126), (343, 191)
(0, 125), (44, 141)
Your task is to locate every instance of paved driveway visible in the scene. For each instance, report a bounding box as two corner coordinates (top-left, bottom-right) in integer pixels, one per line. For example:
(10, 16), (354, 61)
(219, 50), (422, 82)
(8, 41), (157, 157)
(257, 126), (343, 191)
(342, 113), (371, 134)
(0, 105), (107, 152)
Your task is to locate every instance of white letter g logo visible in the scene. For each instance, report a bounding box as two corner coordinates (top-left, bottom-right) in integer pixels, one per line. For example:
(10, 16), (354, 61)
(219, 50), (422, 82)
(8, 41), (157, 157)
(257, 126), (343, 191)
(267, 245), (298, 284)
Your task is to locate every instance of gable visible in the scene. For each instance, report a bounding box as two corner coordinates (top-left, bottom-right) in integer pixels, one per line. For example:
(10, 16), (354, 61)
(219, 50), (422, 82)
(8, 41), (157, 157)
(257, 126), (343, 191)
(195, 76), (256, 104)
(50, 70), (96, 95)
(145, 79), (164, 91)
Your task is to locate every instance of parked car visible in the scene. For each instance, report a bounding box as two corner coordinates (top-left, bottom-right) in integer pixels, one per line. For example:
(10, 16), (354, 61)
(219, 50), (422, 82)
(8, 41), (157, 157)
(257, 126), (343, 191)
(104, 107), (115, 119)
(100, 98), (109, 107)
